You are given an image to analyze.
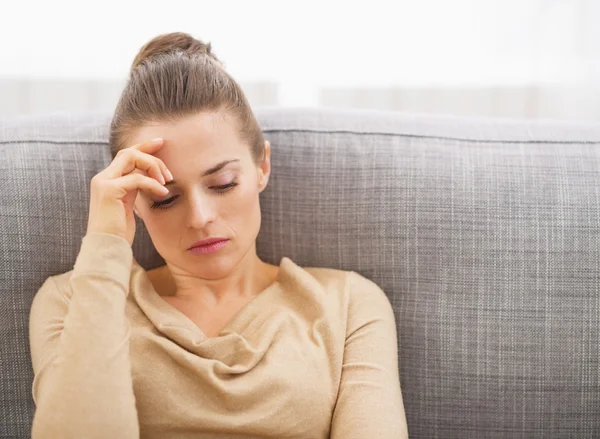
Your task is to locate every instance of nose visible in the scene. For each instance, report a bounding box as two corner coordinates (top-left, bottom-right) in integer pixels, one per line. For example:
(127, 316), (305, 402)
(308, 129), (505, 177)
(185, 191), (217, 229)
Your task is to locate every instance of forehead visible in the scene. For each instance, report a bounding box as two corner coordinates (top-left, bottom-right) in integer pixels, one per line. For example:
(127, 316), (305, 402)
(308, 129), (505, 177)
(127, 112), (246, 164)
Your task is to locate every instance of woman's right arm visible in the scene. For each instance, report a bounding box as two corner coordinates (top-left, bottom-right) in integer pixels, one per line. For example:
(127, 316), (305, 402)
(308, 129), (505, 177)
(29, 137), (173, 439)
(29, 232), (139, 439)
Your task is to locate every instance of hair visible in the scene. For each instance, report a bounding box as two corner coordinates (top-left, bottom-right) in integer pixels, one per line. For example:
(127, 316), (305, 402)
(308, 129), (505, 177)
(109, 32), (265, 164)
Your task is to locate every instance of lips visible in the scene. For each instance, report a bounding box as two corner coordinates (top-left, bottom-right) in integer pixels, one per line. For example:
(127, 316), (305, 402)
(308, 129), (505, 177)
(188, 238), (229, 250)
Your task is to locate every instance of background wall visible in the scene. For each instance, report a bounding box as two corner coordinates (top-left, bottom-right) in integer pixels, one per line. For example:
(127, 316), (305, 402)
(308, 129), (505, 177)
(2, 0), (599, 121)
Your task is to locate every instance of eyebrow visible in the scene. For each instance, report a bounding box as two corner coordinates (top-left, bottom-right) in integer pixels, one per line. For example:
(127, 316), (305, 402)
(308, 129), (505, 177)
(164, 159), (240, 186)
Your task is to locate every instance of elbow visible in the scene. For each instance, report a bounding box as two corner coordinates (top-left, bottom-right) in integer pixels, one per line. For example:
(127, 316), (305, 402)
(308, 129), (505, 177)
(31, 402), (140, 439)
(31, 406), (62, 439)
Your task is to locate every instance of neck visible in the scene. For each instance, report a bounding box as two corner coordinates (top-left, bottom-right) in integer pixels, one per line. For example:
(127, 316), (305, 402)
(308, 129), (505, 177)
(164, 247), (276, 306)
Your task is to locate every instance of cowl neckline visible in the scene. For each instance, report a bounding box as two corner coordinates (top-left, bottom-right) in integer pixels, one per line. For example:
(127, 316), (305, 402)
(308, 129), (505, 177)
(129, 256), (297, 357)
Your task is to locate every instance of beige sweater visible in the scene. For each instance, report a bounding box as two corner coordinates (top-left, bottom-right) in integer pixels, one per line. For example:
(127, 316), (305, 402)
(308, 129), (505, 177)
(29, 232), (408, 439)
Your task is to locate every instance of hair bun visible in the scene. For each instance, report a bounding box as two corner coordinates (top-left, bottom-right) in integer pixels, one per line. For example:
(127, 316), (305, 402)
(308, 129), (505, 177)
(130, 32), (221, 73)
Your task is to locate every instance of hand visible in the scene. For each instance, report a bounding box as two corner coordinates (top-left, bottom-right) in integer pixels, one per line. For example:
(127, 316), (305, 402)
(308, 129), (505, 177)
(86, 138), (172, 246)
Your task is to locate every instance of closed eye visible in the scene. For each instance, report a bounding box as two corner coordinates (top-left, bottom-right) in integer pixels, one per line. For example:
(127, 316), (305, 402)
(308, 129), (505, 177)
(150, 195), (178, 210)
(212, 181), (238, 193)
(149, 181), (238, 210)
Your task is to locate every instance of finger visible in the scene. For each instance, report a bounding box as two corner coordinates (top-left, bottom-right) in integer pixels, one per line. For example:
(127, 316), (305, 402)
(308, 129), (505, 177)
(110, 172), (169, 198)
(131, 137), (164, 153)
(105, 148), (168, 183)
(129, 138), (173, 182)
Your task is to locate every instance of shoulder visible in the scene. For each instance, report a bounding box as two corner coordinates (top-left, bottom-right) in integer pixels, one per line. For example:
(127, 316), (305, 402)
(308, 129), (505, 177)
(346, 270), (389, 300)
(29, 272), (75, 364)
(30, 270), (74, 315)
(42, 269), (75, 295)
(282, 259), (396, 336)
(342, 271), (397, 342)
(345, 270), (394, 316)
(280, 257), (392, 311)
(281, 257), (351, 294)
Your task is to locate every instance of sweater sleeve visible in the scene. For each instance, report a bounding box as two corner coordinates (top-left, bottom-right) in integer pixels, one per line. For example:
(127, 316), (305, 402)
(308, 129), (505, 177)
(29, 232), (139, 439)
(330, 271), (409, 438)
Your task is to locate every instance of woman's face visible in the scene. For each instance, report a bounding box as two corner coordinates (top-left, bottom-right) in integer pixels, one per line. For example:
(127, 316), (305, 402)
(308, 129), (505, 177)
(129, 111), (271, 279)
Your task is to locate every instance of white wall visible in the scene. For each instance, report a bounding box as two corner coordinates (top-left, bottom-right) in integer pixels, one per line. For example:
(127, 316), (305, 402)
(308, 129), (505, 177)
(0, 78), (278, 117)
(1, 0), (598, 120)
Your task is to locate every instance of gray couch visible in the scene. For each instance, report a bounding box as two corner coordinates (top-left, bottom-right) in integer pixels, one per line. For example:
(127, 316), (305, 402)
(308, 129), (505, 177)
(1, 107), (599, 438)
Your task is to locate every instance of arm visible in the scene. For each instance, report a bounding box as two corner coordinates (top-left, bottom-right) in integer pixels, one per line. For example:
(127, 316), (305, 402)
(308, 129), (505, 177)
(29, 233), (139, 439)
(330, 271), (409, 438)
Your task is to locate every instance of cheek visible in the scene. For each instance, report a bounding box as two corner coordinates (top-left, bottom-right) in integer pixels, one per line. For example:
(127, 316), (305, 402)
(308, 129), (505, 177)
(220, 183), (260, 218)
(140, 211), (178, 238)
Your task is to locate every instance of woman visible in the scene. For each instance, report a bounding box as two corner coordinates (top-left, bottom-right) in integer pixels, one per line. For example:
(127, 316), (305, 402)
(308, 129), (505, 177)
(28, 32), (408, 439)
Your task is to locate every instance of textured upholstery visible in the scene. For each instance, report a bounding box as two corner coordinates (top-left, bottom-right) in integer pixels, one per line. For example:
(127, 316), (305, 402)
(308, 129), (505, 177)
(1, 107), (599, 438)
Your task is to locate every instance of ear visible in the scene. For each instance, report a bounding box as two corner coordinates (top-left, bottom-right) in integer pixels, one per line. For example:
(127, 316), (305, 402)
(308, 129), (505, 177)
(258, 140), (271, 192)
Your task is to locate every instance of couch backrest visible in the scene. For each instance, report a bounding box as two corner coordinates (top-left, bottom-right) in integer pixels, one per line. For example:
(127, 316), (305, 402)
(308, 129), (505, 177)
(1, 108), (599, 438)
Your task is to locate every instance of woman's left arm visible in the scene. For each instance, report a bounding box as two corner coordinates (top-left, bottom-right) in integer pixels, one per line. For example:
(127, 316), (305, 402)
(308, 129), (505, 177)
(330, 271), (409, 439)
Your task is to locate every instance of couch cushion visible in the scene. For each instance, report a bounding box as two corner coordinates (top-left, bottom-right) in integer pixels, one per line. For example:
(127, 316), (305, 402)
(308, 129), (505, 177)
(1, 107), (599, 438)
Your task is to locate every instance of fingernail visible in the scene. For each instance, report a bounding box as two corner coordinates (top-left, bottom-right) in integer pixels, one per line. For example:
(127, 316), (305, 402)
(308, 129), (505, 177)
(152, 137), (163, 143)
(166, 169), (174, 181)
